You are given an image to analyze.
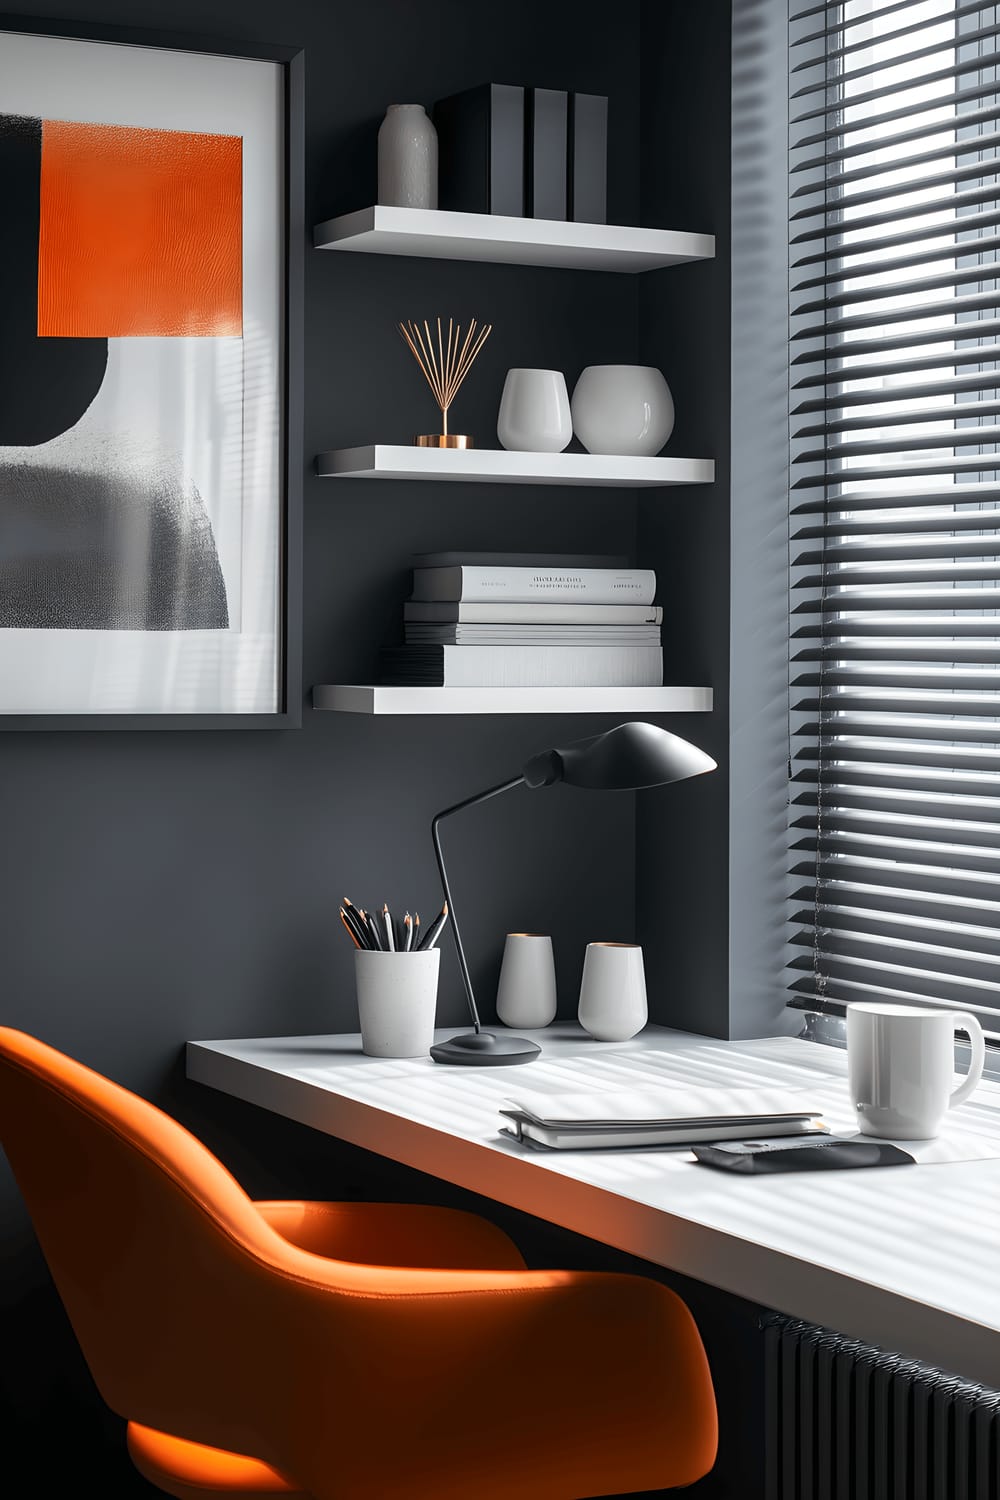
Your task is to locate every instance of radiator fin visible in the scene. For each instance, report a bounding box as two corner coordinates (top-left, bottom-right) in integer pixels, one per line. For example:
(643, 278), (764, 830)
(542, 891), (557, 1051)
(763, 1316), (1000, 1500)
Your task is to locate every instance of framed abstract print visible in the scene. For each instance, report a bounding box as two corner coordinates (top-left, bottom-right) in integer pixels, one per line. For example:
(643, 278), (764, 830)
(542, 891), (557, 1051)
(0, 18), (303, 726)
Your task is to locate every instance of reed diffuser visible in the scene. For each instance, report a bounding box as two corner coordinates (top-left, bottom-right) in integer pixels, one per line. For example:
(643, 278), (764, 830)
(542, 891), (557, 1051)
(398, 316), (492, 448)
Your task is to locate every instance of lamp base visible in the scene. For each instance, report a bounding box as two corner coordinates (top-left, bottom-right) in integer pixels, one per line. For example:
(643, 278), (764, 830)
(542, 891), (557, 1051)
(429, 1030), (541, 1066)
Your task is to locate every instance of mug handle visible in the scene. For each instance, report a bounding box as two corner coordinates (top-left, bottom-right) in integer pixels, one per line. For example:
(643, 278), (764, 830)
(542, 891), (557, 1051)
(949, 1013), (986, 1109)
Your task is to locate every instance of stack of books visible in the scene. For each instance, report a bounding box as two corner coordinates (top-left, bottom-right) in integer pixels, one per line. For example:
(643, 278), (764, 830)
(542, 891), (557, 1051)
(380, 552), (664, 688)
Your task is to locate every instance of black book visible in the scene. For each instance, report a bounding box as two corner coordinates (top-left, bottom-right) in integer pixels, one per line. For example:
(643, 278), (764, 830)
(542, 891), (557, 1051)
(527, 87), (568, 220)
(568, 92), (607, 224)
(433, 84), (525, 217)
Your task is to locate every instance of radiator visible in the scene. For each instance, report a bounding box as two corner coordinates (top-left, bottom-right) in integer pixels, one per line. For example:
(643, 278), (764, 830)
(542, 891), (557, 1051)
(763, 1316), (1000, 1500)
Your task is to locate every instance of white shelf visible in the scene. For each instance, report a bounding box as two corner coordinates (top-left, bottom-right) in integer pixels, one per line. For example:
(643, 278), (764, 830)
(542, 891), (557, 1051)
(315, 445), (714, 488)
(312, 685), (713, 716)
(313, 205), (715, 273)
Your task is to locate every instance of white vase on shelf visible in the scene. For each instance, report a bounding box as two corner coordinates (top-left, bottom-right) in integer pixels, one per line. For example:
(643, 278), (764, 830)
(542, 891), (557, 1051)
(570, 365), (675, 456)
(497, 369), (573, 453)
(377, 104), (438, 209)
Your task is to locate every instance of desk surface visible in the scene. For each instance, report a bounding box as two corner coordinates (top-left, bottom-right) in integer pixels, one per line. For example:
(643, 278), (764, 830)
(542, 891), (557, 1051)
(187, 1024), (1000, 1386)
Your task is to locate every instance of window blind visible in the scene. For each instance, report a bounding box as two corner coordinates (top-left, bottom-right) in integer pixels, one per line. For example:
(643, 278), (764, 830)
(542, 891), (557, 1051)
(789, 0), (1000, 1038)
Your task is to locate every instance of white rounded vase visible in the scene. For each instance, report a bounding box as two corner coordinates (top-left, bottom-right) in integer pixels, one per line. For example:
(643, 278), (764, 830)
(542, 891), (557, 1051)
(497, 369), (573, 453)
(577, 942), (647, 1042)
(570, 365), (675, 456)
(377, 104), (438, 209)
(496, 933), (558, 1029)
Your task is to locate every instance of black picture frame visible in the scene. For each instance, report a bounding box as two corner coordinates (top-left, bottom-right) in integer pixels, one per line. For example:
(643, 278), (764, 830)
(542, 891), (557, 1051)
(0, 13), (304, 730)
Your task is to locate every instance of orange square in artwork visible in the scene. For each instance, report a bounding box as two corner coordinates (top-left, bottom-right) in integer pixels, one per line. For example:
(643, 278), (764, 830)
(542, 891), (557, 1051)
(37, 120), (242, 338)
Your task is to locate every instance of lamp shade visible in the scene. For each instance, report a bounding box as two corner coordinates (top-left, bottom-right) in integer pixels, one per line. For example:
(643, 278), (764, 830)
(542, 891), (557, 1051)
(520, 721), (716, 792)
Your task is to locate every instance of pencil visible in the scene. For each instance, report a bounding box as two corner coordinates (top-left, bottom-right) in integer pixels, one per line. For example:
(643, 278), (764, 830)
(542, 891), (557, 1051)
(340, 901), (370, 949)
(403, 913), (413, 952)
(412, 913), (421, 950)
(343, 897), (369, 946)
(364, 909), (384, 951)
(418, 902), (449, 951)
(383, 904), (396, 952)
(339, 907), (363, 949)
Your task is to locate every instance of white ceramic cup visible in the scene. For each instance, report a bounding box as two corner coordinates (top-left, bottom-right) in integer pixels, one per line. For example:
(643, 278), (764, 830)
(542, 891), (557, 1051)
(496, 933), (558, 1029)
(354, 949), (440, 1058)
(497, 369), (573, 452)
(577, 942), (647, 1042)
(846, 1002), (986, 1139)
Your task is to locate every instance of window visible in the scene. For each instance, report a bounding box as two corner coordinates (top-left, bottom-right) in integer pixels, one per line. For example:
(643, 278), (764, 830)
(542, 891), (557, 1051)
(789, 0), (1000, 1037)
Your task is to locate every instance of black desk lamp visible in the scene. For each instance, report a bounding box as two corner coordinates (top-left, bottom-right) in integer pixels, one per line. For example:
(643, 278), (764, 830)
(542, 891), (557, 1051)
(429, 720), (717, 1067)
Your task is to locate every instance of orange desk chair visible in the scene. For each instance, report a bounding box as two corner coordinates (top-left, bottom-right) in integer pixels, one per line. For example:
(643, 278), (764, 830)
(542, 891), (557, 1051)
(0, 1028), (717, 1499)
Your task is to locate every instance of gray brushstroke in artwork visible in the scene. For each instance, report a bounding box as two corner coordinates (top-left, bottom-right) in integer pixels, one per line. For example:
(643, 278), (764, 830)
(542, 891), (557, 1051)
(0, 430), (229, 630)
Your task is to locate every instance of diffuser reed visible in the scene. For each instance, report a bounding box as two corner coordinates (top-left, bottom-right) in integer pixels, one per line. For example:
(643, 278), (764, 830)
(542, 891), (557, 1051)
(398, 317), (492, 448)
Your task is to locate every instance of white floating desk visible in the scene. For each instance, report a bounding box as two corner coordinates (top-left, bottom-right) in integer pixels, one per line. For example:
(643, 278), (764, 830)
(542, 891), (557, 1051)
(186, 1024), (1000, 1387)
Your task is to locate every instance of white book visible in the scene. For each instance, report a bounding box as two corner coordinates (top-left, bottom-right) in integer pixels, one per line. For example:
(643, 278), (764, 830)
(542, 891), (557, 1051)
(410, 565), (657, 605)
(380, 644), (664, 687)
(404, 625), (661, 645)
(404, 602), (664, 624)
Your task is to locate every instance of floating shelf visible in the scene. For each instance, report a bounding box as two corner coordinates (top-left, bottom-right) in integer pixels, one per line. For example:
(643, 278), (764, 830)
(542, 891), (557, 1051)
(313, 205), (715, 273)
(312, 685), (713, 716)
(316, 446), (715, 488)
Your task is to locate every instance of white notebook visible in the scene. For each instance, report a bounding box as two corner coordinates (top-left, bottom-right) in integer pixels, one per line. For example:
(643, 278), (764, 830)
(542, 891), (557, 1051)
(499, 1084), (826, 1151)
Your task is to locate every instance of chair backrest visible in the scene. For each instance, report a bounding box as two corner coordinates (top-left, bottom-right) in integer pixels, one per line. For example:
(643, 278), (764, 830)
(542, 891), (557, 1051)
(0, 1027), (310, 1468)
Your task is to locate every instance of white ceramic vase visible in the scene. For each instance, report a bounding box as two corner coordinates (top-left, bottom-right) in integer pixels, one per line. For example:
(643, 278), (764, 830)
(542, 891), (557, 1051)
(497, 369), (573, 453)
(377, 104), (438, 209)
(355, 949), (440, 1057)
(496, 933), (558, 1029)
(577, 942), (647, 1042)
(570, 365), (675, 456)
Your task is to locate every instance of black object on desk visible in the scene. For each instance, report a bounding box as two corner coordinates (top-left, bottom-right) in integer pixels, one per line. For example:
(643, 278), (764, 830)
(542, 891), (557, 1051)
(693, 1137), (916, 1174)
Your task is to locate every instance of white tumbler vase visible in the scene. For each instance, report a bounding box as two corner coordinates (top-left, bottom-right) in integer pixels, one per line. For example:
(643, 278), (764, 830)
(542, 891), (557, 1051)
(355, 949), (440, 1057)
(570, 365), (675, 456)
(377, 104), (438, 209)
(497, 369), (573, 453)
(496, 933), (558, 1029)
(577, 942), (647, 1042)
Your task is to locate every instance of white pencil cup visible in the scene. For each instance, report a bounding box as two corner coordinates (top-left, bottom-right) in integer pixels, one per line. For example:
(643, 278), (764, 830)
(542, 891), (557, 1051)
(355, 949), (440, 1058)
(578, 942), (647, 1042)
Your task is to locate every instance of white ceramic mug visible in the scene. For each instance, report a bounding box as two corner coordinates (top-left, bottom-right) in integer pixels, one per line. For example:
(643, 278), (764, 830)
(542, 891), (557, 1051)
(578, 942), (647, 1042)
(496, 933), (557, 1029)
(846, 1002), (986, 1139)
(354, 949), (440, 1058)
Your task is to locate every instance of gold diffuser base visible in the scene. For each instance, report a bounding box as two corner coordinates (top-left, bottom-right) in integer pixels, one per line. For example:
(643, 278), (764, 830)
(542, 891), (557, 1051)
(415, 434), (474, 449)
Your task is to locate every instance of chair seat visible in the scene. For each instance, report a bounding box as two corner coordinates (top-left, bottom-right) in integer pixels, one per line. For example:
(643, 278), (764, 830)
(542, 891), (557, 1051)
(127, 1422), (311, 1500)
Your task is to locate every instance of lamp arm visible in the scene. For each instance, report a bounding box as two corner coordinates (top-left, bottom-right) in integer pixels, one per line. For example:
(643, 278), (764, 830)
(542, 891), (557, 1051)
(430, 775), (526, 1034)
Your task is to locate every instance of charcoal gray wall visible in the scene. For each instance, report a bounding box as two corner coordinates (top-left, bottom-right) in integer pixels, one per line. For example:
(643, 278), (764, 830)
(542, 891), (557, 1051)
(0, 2), (767, 1495)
